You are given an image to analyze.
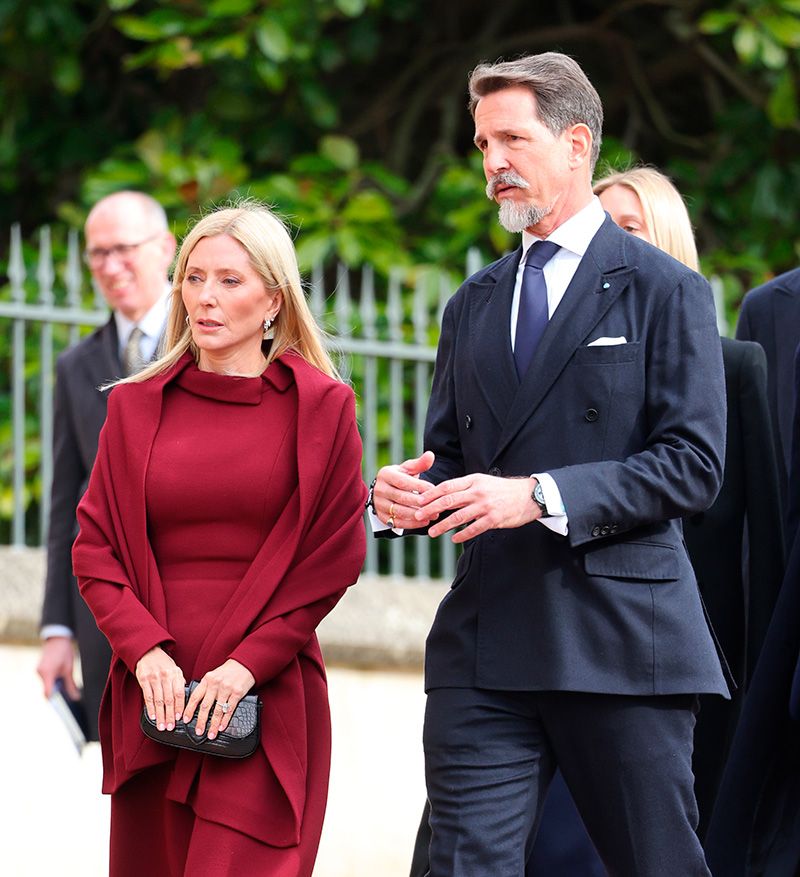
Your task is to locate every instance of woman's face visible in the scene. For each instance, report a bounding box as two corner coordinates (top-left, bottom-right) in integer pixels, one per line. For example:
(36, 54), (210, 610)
(182, 234), (281, 374)
(598, 184), (652, 243)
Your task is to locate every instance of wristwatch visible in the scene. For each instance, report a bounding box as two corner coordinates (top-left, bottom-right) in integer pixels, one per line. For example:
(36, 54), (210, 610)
(531, 480), (551, 518)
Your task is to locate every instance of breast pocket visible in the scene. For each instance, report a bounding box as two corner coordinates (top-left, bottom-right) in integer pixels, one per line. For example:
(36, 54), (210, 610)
(574, 341), (640, 365)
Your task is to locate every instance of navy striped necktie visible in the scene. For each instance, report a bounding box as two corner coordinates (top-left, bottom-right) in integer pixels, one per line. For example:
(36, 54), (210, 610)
(514, 240), (561, 378)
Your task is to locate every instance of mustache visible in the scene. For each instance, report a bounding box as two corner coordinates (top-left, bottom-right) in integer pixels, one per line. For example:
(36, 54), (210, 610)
(486, 171), (530, 199)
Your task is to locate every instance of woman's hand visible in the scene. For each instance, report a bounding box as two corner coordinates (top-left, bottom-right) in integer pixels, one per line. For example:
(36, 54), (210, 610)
(135, 646), (186, 732)
(183, 659), (256, 740)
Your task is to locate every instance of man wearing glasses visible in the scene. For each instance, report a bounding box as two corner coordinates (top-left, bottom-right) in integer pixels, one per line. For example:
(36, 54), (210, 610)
(37, 191), (176, 740)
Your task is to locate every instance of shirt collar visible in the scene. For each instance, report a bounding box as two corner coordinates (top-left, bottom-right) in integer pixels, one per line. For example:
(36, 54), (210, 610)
(114, 285), (170, 346)
(521, 196), (606, 259)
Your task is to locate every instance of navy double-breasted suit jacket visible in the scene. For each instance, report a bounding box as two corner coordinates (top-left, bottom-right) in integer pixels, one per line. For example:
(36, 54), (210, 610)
(422, 217), (729, 698)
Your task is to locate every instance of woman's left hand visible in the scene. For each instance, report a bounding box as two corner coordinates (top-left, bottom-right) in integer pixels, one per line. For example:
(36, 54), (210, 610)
(183, 659), (256, 740)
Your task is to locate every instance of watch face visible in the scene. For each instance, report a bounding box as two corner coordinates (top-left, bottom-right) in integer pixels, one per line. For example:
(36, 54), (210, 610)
(534, 482), (545, 503)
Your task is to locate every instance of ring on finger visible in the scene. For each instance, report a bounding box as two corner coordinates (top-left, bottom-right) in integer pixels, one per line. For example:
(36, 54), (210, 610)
(389, 502), (396, 519)
(219, 702), (230, 714)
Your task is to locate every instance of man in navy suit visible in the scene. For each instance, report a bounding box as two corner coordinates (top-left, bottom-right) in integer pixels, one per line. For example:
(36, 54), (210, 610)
(371, 53), (728, 875)
(36, 191), (175, 740)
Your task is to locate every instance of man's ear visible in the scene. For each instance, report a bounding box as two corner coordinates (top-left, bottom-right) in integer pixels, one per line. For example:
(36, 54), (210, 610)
(566, 123), (593, 169)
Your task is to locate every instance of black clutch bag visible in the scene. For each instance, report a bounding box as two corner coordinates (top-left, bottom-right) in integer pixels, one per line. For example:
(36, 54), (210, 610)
(140, 680), (262, 759)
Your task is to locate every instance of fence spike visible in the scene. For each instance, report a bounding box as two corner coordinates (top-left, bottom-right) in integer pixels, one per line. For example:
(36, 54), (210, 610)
(361, 264), (376, 340)
(9, 224), (26, 301)
(37, 226), (55, 304)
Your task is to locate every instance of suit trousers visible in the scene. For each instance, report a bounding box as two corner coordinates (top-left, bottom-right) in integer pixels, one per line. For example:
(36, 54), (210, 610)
(423, 687), (709, 877)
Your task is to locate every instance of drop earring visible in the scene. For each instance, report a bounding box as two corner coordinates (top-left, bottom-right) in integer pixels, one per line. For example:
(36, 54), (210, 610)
(263, 316), (274, 339)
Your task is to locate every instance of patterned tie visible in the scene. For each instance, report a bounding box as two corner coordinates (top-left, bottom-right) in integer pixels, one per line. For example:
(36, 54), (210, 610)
(514, 240), (561, 378)
(122, 326), (145, 377)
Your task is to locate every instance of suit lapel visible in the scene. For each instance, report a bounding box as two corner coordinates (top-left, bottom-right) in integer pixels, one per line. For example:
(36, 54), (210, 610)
(85, 316), (122, 387)
(492, 220), (636, 461)
(469, 251), (521, 427)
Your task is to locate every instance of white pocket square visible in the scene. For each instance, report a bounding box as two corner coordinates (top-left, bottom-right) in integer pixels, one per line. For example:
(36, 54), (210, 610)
(587, 336), (628, 347)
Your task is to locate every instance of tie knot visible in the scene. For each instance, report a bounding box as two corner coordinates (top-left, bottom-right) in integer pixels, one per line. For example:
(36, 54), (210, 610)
(525, 240), (560, 270)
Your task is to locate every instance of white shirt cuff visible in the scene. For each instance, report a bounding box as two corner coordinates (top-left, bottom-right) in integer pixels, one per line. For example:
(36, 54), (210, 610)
(41, 624), (74, 641)
(367, 505), (405, 536)
(532, 472), (568, 536)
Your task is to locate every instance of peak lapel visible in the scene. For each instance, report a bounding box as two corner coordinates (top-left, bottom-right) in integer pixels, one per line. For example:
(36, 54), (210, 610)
(492, 221), (636, 461)
(469, 251), (521, 427)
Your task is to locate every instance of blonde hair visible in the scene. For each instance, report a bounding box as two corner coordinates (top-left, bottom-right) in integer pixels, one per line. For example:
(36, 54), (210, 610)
(593, 167), (699, 272)
(122, 200), (338, 384)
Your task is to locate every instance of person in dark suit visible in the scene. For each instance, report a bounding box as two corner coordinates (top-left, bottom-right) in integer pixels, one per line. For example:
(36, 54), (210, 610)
(595, 167), (786, 839)
(371, 53), (728, 875)
(736, 266), (800, 535)
(36, 191), (176, 740)
(705, 341), (800, 875)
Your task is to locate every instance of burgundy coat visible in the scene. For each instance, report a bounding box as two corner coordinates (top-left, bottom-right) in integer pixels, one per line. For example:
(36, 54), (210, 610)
(72, 351), (367, 847)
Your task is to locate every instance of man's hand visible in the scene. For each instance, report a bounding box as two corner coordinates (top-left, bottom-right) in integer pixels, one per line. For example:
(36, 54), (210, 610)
(37, 636), (80, 700)
(135, 646), (186, 733)
(416, 475), (540, 543)
(373, 450), (437, 529)
(183, 659), (257, 741)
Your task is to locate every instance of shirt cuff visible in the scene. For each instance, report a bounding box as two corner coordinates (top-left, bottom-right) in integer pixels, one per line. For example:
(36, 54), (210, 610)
(366, 504), (405, 536)
(532, 472), (568, 536)
(41, 624), (74, 641)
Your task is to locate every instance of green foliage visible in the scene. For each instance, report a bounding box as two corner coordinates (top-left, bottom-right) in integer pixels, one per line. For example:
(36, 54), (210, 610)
(3, 0), (800, 544)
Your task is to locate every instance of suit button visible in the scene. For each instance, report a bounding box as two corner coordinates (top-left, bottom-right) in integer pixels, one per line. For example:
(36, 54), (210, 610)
(591, 525), (601, 537)
(489, 466), (501, 477)
(584, 408), (599, 422)
(600, 525), (610, 536)
(465, 414), (473, 430)
(609, 523), (619, 534)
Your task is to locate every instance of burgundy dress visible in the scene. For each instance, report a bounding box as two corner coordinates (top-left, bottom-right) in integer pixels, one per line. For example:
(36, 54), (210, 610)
(108, 361), (332, 876)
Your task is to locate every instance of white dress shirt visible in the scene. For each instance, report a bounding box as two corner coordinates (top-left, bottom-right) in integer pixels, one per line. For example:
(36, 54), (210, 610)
(114, 286), (171, 363)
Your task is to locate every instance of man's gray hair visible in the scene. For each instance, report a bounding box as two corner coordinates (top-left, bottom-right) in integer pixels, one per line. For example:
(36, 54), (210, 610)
(468, 52), (603, 172)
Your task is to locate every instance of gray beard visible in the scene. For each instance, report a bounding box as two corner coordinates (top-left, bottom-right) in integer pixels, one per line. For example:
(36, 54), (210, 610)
(497, 199), (552, 233)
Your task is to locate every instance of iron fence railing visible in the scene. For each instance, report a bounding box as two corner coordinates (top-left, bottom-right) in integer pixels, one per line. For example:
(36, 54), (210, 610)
(1, 223), (481, 581)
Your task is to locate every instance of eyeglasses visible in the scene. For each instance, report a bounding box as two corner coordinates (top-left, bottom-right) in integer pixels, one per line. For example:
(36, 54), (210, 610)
(83, 233), (161, 267)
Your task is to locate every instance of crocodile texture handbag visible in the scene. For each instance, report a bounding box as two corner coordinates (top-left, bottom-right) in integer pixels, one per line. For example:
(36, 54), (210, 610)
(140, 680), (262, 758)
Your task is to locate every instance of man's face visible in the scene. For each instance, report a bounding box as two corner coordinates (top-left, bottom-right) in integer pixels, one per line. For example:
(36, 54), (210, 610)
(84, 200), (175, 322)
(474, 87), (576, 236)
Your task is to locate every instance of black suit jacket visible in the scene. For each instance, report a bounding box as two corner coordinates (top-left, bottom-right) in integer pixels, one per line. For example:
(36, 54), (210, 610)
(685, 337), (785, 838)
(421, 218), (729, 697)
(40, 316), (121, 739)
(705, 342), (800, 875)
(736, 266), (800, 525)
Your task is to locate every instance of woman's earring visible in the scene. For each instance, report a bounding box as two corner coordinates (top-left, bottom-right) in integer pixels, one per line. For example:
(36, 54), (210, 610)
(185, 315), (190, 327)
(263, 316), (274, 339)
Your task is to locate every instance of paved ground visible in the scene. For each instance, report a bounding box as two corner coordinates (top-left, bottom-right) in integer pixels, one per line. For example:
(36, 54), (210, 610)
(0, 644), (427, 877)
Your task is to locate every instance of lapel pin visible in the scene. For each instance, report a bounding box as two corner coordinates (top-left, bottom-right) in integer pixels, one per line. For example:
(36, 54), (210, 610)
(602, 281), (610, 289)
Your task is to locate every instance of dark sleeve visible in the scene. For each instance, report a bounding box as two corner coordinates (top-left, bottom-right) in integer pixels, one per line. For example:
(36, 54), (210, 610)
(735, 293), (753, 342)
(40, 355), (85, 630)
(786, 341), (800, 550)
(555, 271), (727, 548)
(739, 341), (786, 680)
